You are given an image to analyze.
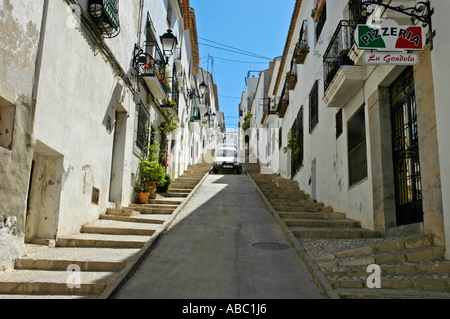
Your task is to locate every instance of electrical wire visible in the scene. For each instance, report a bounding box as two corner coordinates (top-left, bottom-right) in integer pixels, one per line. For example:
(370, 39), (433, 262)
(199, 36), (273, 60)
(198, 41), (273, 60)
(212, 56), (269, 64)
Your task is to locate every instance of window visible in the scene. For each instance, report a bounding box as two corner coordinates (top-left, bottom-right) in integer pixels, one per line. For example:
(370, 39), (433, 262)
(0, 97), (15, 150)
(291, 106), (304, 177)
(348, 106), (367, 186)
(336, 108), (343, 138)
(91, 187), (100, 205)
(315, 3), (327, 41)
(136, 101), (150, 153)
(309, 80), (319, 133)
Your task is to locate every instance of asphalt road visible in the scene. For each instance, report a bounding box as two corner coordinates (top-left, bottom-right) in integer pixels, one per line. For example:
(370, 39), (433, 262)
(113, 171), (323, 299)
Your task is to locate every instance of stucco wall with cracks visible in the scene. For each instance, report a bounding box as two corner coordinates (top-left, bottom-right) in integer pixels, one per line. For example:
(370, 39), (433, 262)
(0, 0), (45, 270)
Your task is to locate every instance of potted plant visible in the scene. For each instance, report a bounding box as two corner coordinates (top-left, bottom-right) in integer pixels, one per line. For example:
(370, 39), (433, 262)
(295, 43), (310, 64)
(139, 158), (167, 193)
(135, 182), (152, 204)
(156, 173), (171, 194)
(286, 72), (297, 90)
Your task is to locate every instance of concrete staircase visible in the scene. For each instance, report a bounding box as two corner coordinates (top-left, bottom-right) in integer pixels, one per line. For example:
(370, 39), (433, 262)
(0, 163), (211, 299)
(245, 163), (450, 299)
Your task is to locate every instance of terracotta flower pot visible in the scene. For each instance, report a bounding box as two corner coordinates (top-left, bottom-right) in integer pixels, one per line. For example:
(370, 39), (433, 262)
(144, 180), (157, 193)
(138, 192), (150, 204)
(296, 51), (307, 64)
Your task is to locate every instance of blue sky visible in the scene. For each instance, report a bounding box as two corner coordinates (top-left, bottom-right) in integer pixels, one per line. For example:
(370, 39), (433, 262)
(189, 0), (295, 130)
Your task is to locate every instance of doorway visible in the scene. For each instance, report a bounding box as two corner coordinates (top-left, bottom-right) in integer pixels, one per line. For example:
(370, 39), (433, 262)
(311, 159), (317, 201)
(390, 67), (423, 226)
(25, 141), (64, 243)
(109, 108), (128, 204)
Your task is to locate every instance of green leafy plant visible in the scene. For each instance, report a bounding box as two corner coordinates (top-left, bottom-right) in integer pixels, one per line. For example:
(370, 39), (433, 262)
(286, 71), (297, 82)
(139, 158), (167, 184)
(156, 173), (171, 193)
(242, 111), (253, 131)
(134, 182), (152, 194)
(283, 129), (301, 164)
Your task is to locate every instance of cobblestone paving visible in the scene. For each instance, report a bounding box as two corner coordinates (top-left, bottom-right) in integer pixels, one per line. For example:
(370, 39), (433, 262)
(297, 236), (410, 261)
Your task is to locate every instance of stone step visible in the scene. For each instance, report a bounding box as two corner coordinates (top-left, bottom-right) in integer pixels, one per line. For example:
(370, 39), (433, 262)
(329, 274), (450, 292)
(168, 188), (193, 193)
(14, 258), (126, 272)
(333, 235), (434, 259)
(106, 208), (140, 216)
(319, 246), (446, 269)
(82, 219), (158, 233)
(57, 233), (150, 249)
(269, 199), (325, 208)
(273, 205), (333, 213)
(264, 191), (310, 200)
(130, 207), (176, 214)
(284, 218), (361, 228)
(0, 270), (110, 295)
(81, 225), (156, 237)
(292, 227), (382, 239)
(163, 192), (190, 198)
(147, 199), (183, 205)
(335, 288), (450, 299)
(323, 260), (450, 278)
(99, 213), (167, 225)
(170, 183), (197, 188)
(279, 211), (347, 219)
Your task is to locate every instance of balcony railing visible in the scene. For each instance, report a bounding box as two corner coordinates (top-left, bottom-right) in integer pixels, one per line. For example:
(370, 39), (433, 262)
(323, 20), (357, 92)
(348, 0), (377, 24)
(190, 106), (201, 122)
(88, 0), (120, 38)
(133, 43), (169, 99)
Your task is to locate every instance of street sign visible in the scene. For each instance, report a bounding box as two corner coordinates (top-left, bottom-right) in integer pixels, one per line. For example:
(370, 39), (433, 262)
(363, 52), (419, 65)
(355, 19), (424, 51)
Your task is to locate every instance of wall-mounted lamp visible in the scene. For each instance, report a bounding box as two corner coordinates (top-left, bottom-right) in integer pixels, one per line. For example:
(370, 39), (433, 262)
(160, 29), (178, 56)
(187, 81), (208, 100)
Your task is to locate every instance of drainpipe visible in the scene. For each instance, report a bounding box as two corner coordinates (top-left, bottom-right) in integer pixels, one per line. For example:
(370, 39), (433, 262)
(31, 0), (49, 107)
(23, 0), (49, 230)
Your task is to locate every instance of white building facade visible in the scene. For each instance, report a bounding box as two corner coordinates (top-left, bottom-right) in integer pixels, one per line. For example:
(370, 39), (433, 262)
(0, 0), (218, 269)
(244, 0), (450, 256)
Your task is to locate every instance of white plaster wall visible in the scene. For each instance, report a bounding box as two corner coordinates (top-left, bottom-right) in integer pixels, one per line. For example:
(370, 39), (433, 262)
(0, 0), (45, 269)
(0, 0), (44, 103)
(33, 0), (139, 237)
(276, 0), (377, 229)
(430, 0), (450, 258)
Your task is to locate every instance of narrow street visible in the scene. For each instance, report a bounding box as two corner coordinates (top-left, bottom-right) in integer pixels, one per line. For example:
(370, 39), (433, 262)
(113, 171), (323, 299)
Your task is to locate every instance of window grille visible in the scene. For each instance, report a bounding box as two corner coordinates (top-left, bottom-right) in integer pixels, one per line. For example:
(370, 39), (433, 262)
(348, 107), (367, 186)
(136, 101), (150, 153)
(309, 80), (319, 133)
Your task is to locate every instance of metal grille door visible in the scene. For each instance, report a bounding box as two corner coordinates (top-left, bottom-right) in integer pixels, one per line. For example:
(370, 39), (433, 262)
(390, 68), (423, 226)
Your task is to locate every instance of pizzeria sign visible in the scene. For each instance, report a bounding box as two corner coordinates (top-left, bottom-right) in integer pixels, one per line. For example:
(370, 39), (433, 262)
(354, 19), (424, 65)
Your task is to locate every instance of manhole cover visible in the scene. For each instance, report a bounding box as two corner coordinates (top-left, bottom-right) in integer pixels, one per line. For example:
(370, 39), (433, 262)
(252, 242), (291, 251)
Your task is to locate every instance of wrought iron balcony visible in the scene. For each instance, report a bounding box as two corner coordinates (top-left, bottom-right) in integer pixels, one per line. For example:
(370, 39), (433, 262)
(323, 20), (357, 92)
(348, 0), (377, 24)
(133, 43), (169, 99)
(323, 20), (366, 107)
(88, 0), (120, 38)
